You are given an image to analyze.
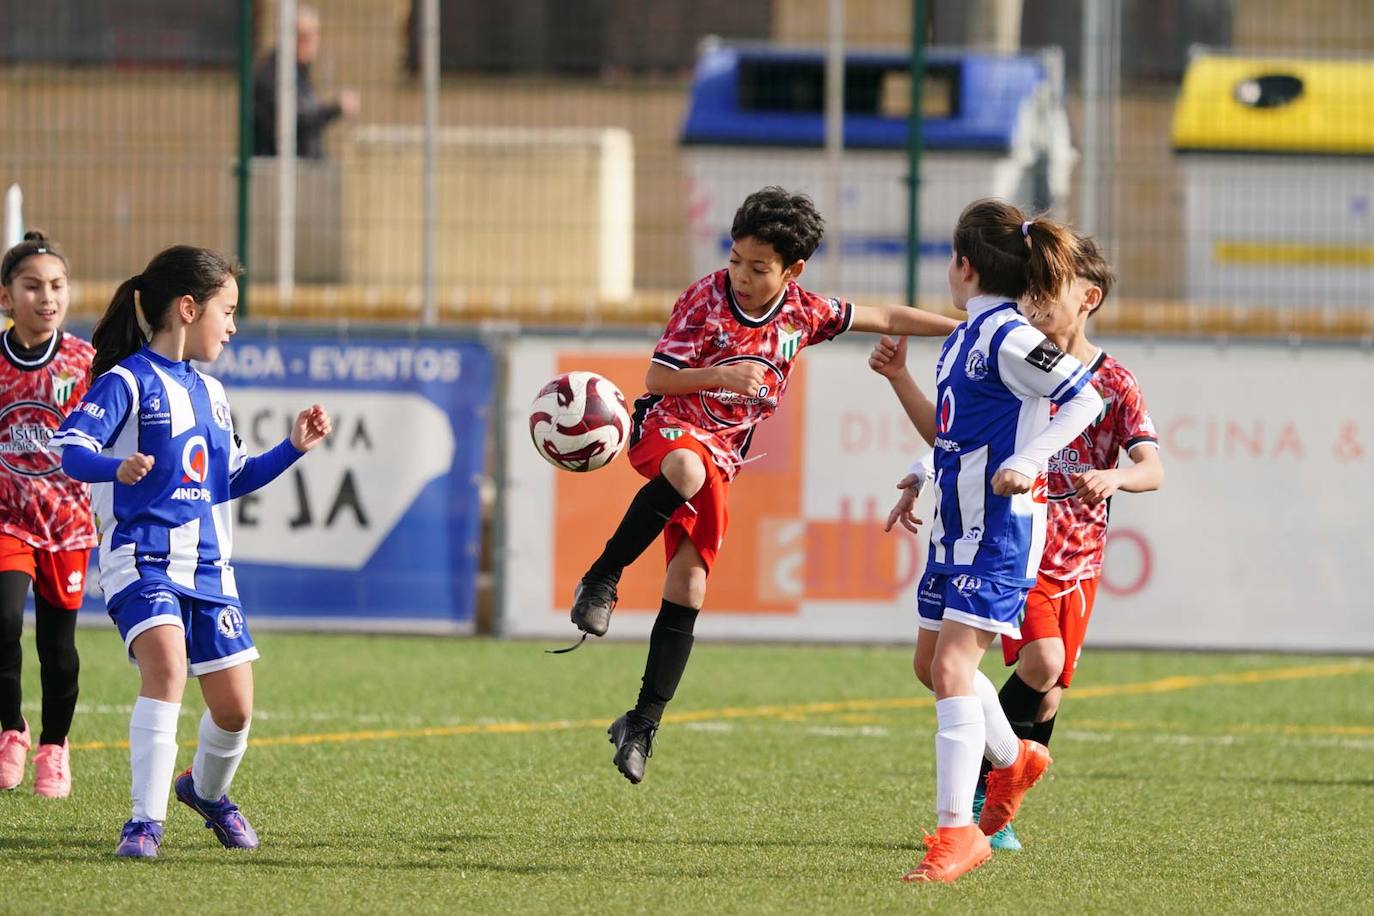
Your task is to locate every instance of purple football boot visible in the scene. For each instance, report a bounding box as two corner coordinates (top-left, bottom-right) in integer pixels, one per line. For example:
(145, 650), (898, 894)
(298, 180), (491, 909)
(115, 819), (163, 858)
(175, 768), (259, 849)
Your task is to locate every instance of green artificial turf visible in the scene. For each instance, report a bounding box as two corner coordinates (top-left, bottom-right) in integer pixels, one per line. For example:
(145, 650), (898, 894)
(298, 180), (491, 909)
(1, 631), (1371, 914)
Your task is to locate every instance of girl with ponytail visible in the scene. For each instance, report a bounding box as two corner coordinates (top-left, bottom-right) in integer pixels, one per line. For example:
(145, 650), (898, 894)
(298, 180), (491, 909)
(0, 231), (97, 798)
(51, 245), (334, 858)
(873, 200), (1104, 883)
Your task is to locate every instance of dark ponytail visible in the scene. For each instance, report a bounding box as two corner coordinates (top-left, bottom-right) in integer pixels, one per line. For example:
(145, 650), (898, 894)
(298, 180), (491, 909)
(1, 230), (69, 286)
(90, 245), (240, 379)
(952, 199), (1076, 312)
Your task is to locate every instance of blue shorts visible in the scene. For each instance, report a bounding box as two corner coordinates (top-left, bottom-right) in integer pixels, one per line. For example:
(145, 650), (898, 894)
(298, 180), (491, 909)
(917, 571), (1027, 638)
(109, 583), (260, 677)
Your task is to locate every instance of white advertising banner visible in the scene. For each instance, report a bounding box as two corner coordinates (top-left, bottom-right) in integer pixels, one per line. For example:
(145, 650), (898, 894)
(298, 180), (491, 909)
(503, 335), (1373, 652)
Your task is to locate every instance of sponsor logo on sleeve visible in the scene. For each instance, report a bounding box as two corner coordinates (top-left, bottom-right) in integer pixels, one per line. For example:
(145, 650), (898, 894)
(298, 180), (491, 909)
(1024, 339), (1066, 373)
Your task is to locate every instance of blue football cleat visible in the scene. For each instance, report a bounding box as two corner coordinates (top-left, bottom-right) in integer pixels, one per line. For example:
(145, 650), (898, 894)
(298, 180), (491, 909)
(175, 768), (259, 849)
(115, 819), (163, 858)
(989, 821), (1022, 850)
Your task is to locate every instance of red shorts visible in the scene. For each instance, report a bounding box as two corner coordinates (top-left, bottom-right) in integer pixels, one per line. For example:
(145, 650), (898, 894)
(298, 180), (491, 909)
(1000, 572), (1100, 688)
(0, 533), (91, 611)
(628, 428), (729, 574)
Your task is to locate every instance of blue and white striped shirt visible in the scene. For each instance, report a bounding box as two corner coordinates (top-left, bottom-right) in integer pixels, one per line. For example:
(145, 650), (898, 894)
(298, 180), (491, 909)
(925, 295), (1099, 587)
(49, 347), (287, 606)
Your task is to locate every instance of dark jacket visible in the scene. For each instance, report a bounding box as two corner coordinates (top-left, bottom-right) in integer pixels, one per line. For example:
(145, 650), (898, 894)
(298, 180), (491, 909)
(252, 50), (342, 158)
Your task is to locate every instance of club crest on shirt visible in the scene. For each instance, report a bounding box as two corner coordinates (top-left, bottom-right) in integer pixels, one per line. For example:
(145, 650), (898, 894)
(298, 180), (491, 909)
(212, 400), (232, 431)
(777, 325), (803, 362)
(659, 428), (684, 441)
(1095, 391), (1114, 425)
(51, 371), (76, 406)
(964, 349), (988, 381)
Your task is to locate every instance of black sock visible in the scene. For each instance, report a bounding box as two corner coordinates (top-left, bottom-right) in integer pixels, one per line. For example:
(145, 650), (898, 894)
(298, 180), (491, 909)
(588, 475), (688, 581)
(632, 600), (699, 724)
(35, 595), (79, 745)
(998, 671), (1047, 740)
(0, 571), (31, 733)
(1029, 714), (1056, 749)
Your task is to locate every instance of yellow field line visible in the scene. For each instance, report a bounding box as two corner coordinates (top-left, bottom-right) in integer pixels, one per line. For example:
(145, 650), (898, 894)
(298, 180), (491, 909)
(68, 659), (1373, 752)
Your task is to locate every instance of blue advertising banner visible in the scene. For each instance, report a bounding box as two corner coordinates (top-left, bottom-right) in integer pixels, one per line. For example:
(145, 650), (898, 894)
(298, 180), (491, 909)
(180, 332), (491, 629)
(65, 332), (490, 630)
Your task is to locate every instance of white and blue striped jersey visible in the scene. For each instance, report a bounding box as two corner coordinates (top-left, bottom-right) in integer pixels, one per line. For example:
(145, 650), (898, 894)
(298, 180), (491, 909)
(926, 295), (1096, 587)
(49, 348), (247, 606)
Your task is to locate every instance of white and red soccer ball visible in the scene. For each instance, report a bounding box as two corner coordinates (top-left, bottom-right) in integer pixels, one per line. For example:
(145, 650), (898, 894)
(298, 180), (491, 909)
(529, 371), (631, 472)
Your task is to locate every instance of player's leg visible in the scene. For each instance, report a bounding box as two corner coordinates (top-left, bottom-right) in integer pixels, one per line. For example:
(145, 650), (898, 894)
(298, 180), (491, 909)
(1025, 577), (1098, 749)
(904, 618), (996, 883)
(32, 595), (79, 797)
(936, 578), (1050, 840)
(178, 660), (259, 849)
(976, 578), (1063, 791)
(30, 548), (89, 798)
(570, 440), (702, 636)
(609, 537), (706, 784)
(175, 598), (261, 849)
(0, 568), (34, 789)
(117, 614), (188, 858)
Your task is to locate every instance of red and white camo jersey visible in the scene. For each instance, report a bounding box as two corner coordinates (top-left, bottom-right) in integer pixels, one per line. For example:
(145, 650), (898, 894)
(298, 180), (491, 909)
(634, 270), (853, 480)
(0, 331), (98, 551)
(1040, 350), (1157, 580)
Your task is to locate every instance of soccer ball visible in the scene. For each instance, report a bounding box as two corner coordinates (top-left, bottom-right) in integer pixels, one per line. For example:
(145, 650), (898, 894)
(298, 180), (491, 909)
(529, 371), (632, 472)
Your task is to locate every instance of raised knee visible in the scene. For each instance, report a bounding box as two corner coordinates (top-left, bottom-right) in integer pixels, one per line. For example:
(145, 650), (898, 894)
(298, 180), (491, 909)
(659, 450), (706, 498)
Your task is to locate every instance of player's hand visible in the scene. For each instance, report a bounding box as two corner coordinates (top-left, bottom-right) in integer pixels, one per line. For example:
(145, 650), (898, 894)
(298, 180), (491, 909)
(884, 473), (924, 534)
(339, 89), (361, 117)
(117, 453), (155, 485)
(991, 468), (1032, 496)
(1073, 469), (1120, 506)
(291, 405), (333, 453)
(868, 335), (909, 380)
(714, 362), (771, 399)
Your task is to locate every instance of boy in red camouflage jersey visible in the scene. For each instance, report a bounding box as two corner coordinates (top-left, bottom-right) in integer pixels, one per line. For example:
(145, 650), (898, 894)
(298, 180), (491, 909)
(567, 187), (958, 784)
(0, 232), (97, 798)
(984, 234), (1163, 849)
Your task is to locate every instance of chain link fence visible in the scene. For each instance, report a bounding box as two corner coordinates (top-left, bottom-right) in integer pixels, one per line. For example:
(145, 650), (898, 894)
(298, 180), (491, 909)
(2, 0), (1371, 335)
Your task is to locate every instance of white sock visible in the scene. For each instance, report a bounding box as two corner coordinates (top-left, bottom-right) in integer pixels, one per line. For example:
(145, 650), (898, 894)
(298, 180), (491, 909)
(129, 696), (180, 823)
(974, 670), (1021, 770)
(934, 695), (983, 828)
(191, 711), (250, 801)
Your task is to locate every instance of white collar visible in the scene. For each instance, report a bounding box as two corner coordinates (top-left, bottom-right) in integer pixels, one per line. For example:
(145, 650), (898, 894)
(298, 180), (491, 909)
(964, 294), (1017, 319)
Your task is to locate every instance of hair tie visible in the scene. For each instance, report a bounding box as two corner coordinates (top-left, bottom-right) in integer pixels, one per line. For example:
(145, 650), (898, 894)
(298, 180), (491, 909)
(1021, 220), (1032, 239)
(34, 246), (47, 255)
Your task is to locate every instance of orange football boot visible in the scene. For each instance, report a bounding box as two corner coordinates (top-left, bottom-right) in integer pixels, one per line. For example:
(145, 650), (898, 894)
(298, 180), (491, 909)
(901, 824), (992, 883)
(978, 739), (1051, 836)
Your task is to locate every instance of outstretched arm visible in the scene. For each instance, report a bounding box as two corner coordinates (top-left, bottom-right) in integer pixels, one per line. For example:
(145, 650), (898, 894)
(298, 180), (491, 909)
(229, 405), (332, 499)
(850, 304), (959, 338)
(868, 335), (937, 446)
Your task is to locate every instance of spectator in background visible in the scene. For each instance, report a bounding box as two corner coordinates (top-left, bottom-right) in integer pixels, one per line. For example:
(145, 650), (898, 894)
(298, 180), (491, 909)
(253, 4), (360, 158)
